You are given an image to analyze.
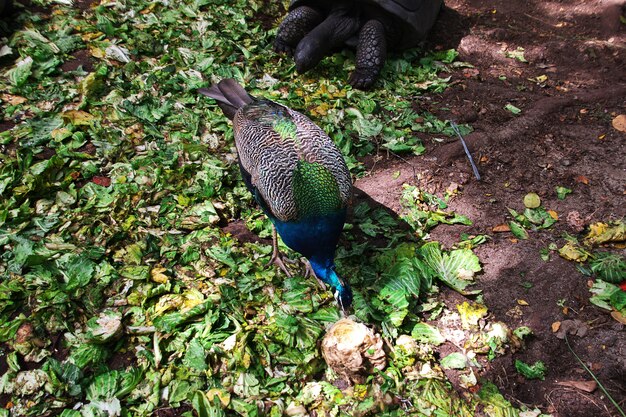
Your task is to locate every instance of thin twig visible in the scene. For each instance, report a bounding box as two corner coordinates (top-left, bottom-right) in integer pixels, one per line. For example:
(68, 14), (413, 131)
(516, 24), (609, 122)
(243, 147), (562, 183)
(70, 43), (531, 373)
(449, 121), (481, 181)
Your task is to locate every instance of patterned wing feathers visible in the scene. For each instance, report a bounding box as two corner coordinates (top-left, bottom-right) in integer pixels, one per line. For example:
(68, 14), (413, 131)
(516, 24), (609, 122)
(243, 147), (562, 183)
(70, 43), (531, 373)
(214, 88), (351, 222)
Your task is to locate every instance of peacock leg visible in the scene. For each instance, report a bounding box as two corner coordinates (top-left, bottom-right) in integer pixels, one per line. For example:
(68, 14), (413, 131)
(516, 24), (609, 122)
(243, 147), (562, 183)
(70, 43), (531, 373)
(270, 225), (292, 277)
(302, 259), (327, 290)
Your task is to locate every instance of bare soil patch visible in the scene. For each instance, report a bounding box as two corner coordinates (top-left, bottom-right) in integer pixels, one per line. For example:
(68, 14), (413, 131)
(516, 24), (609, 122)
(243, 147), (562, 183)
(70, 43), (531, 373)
(357, 1), (625, 415)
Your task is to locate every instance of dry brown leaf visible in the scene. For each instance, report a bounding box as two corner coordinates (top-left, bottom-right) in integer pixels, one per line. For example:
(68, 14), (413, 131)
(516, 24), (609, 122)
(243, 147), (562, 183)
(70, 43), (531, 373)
(555, 319), (588, 339)
(1, 93), (27, 105)
(551, 321), (561, 333)
(612, 114), (626, 132)
(548, 210), (558, 220)
(575, 175), (589, 185)
(517, 299), (529, 306)
(492, 224), (511, 232)
(611, 311), (626, 325)
(555, 380), (597, 393)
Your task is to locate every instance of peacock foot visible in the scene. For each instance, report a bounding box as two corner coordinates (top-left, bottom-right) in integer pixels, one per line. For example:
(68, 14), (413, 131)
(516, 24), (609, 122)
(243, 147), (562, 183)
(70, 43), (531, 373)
(270, 251), (293, 277)
(302, 258), (327, 290)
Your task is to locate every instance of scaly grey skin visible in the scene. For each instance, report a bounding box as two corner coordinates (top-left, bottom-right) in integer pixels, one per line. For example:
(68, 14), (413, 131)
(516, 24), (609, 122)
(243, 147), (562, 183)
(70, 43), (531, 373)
(293, 5), (362, 74)
(274, 0), (444, 89)
(350, 19), (388, 89)
(275, 4), (392, 89)
(274, 5), (323, 55)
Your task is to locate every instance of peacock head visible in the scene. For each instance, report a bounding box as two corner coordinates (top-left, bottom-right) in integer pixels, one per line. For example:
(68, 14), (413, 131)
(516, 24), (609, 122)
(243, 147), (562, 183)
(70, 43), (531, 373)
(310, 259), (353, 314)
(333, 278), (353, 315)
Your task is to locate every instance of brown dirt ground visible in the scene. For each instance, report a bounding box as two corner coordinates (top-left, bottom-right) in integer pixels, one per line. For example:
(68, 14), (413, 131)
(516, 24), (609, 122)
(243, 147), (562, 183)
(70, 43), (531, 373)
(356, 0), (625, 416)
(2, 1), (623, 416)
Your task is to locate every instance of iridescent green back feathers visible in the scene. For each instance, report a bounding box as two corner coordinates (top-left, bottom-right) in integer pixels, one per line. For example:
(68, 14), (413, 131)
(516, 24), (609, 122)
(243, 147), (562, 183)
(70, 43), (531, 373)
(293, 160), (342, 218)
(199, 79), (352, 223)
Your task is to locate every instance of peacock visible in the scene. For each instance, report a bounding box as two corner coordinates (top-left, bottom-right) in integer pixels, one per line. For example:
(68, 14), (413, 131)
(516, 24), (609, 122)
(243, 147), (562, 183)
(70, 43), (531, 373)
(199, 79), (353, 311)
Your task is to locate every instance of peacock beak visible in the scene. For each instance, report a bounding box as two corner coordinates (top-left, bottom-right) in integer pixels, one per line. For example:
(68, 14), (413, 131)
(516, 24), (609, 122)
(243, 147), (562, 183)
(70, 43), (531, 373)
(335, 289), (349, 317)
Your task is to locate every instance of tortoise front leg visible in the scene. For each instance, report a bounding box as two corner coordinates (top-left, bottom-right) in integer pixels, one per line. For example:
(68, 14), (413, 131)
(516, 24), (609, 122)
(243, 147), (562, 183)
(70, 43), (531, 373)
(274, 6), (323, 56)
(294, 6), (361, 74)
(349, 19), (387, 89)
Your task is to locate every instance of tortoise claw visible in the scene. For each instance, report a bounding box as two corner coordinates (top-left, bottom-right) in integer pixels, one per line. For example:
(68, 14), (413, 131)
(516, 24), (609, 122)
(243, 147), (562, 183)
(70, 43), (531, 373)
(274, 39), (294, 56)
(348, 68), (379, 89)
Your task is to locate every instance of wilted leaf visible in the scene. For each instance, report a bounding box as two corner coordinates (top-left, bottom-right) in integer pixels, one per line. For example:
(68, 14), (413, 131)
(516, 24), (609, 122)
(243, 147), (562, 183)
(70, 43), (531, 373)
(509, 221), (529, 240)
(457, 301), (488, 328)
(61, 255), (96, 290)
(183, 339), (208, 371)
(411, 323), (445, 345)
(6, 56), (33, 86)
(514, 360), (546, 380)
(589, 253), (626, 284)
(150, 267), (169, 284)
(612, 114), (626, 132)
(62, 110), (95, 126)
(558, 242), (589, 262)
(440, 352), (467, 369)
(418, 242), (481, 294)
(556, 186), (572, 200)
(585, 221), (625, 246)
(85, 310), (123, 344)
(610, 290), (626, 311)
(589, 280), (620, 311)
(477, 381), (519, 414)
(504, 103), (522, 115)
(555, 380), (597, 392)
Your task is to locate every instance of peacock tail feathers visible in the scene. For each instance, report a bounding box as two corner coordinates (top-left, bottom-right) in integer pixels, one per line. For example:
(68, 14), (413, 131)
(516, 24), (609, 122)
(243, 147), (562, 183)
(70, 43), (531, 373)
(198, 79), (253, 120)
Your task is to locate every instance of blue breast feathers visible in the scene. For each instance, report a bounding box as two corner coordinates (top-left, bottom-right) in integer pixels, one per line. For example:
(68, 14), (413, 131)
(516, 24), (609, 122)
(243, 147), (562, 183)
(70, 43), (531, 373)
(274, 210), (346, 264)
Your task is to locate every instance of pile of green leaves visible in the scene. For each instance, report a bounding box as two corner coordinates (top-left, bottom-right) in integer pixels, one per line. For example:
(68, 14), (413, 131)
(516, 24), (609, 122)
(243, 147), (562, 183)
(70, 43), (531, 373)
(508, 193), (558, 240)
(555, 222), (626, 315)
(0, 0), (537, 416)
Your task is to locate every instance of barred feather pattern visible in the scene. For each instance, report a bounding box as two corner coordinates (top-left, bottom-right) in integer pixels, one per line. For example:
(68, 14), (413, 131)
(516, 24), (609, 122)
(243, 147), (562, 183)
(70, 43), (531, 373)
(233, 100), (351, 222)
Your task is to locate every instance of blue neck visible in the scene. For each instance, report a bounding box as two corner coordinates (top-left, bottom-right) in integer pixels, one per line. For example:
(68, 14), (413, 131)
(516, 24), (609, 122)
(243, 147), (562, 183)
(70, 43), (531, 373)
(309, 256), (353, 311)
(309, 256), (340, 288)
